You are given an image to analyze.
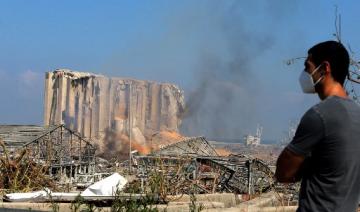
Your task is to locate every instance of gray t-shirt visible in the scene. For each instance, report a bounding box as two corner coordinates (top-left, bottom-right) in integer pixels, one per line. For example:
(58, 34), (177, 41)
(287, 96), (360, 212)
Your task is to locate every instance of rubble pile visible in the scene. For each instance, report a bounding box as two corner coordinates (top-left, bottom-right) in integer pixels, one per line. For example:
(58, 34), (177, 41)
(121, 137), (276, 198)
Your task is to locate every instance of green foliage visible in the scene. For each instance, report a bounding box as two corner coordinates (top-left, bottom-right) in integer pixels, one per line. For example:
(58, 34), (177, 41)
(43, 188), (59, 212)
(70, 195), (85, 212)
(69, 194), (102, 212)
(110, 189), (158, 212)
(189, 186), (203, 212)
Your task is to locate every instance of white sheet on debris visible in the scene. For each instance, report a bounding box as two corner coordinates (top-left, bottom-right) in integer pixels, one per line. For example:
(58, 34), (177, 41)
(5, 190), (47, 201)
(4, 173), (127, 201)
(81, 173), (127, 196)
(4, 188), (78, 201)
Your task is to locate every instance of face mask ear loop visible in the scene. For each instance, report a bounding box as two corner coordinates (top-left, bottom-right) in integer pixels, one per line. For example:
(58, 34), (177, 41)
(310, 64), (322, 76)
(310, 64), (324, 85)
(313, 76), (324, 86)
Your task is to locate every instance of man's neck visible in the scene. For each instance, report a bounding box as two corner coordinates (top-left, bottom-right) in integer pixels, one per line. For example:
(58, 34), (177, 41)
(318, 83), (348, 100)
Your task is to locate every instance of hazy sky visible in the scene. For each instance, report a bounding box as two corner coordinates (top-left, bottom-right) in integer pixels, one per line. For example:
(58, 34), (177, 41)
(0, 0), (359, 141)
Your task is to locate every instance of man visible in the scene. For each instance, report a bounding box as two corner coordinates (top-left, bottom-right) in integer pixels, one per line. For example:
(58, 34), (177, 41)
(275, 41), (360, 212)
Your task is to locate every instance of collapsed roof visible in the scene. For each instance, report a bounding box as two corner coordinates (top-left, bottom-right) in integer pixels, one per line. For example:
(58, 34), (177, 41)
(151, 136), (218, 157)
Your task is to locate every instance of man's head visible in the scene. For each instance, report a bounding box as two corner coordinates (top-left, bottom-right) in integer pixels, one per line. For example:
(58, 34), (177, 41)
(300, 41), (350, 99)
(307, 40), (350, 86)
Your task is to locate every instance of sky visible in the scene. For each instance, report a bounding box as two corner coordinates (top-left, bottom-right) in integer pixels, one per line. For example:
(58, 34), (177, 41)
(0, 0), (359, 142)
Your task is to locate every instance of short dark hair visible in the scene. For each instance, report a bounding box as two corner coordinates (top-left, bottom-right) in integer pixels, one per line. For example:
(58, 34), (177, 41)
(308, 40), (350, 85)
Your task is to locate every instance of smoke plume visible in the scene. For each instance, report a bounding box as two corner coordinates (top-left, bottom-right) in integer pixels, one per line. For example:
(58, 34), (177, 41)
(179, 1), (282, 139)
(103, 0), (297, 140)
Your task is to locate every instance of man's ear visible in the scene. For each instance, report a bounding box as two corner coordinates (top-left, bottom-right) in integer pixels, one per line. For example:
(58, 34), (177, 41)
(322, 61), (331, 75)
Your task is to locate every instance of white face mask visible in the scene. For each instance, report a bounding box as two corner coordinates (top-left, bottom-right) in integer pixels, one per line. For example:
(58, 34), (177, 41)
(299, 64), (323, 93)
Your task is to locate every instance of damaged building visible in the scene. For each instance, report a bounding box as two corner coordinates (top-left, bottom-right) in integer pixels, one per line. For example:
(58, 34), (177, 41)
(130, 137), (274, 195)
(0, 124), (96, 185)
(43, 69), (186, 152)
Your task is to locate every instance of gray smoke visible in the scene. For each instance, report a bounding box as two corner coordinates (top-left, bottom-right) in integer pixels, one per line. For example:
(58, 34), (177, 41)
(102, 0), (298, 140)
(180, 1), (286, 139)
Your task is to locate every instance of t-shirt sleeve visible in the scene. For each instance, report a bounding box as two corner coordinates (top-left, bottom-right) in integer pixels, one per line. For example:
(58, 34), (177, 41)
(286, 107), (324, 157)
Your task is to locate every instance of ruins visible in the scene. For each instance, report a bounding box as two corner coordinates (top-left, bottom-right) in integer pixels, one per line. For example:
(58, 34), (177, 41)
(43, 69), (185, 151)
(0, 69), (299, 210)
(129, 137), (275, 196)
(0, 125), (96, 185)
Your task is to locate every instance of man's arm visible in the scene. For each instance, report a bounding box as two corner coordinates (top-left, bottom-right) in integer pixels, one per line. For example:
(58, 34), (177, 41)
(275, 107), (324, 183)
(275, 148), (305, 183)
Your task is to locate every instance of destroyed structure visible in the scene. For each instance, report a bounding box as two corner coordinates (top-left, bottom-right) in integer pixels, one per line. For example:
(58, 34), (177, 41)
(130, 137), (275, 195)
(43, 69), (185, 151)
(0, 69), (284, 202)
(0, 126), (277, 197)
(0, 125), (96, 185)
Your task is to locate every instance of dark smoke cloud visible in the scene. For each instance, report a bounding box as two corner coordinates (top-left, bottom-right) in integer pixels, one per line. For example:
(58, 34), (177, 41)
(180, 1), (286, 139)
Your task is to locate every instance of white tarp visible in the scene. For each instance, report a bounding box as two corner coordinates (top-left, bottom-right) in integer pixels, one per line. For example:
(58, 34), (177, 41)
(4, 188), (79, 202)
(4, 173), (128, 202)
(4, 190), (48, 201)
(81, 173), (127, 196)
